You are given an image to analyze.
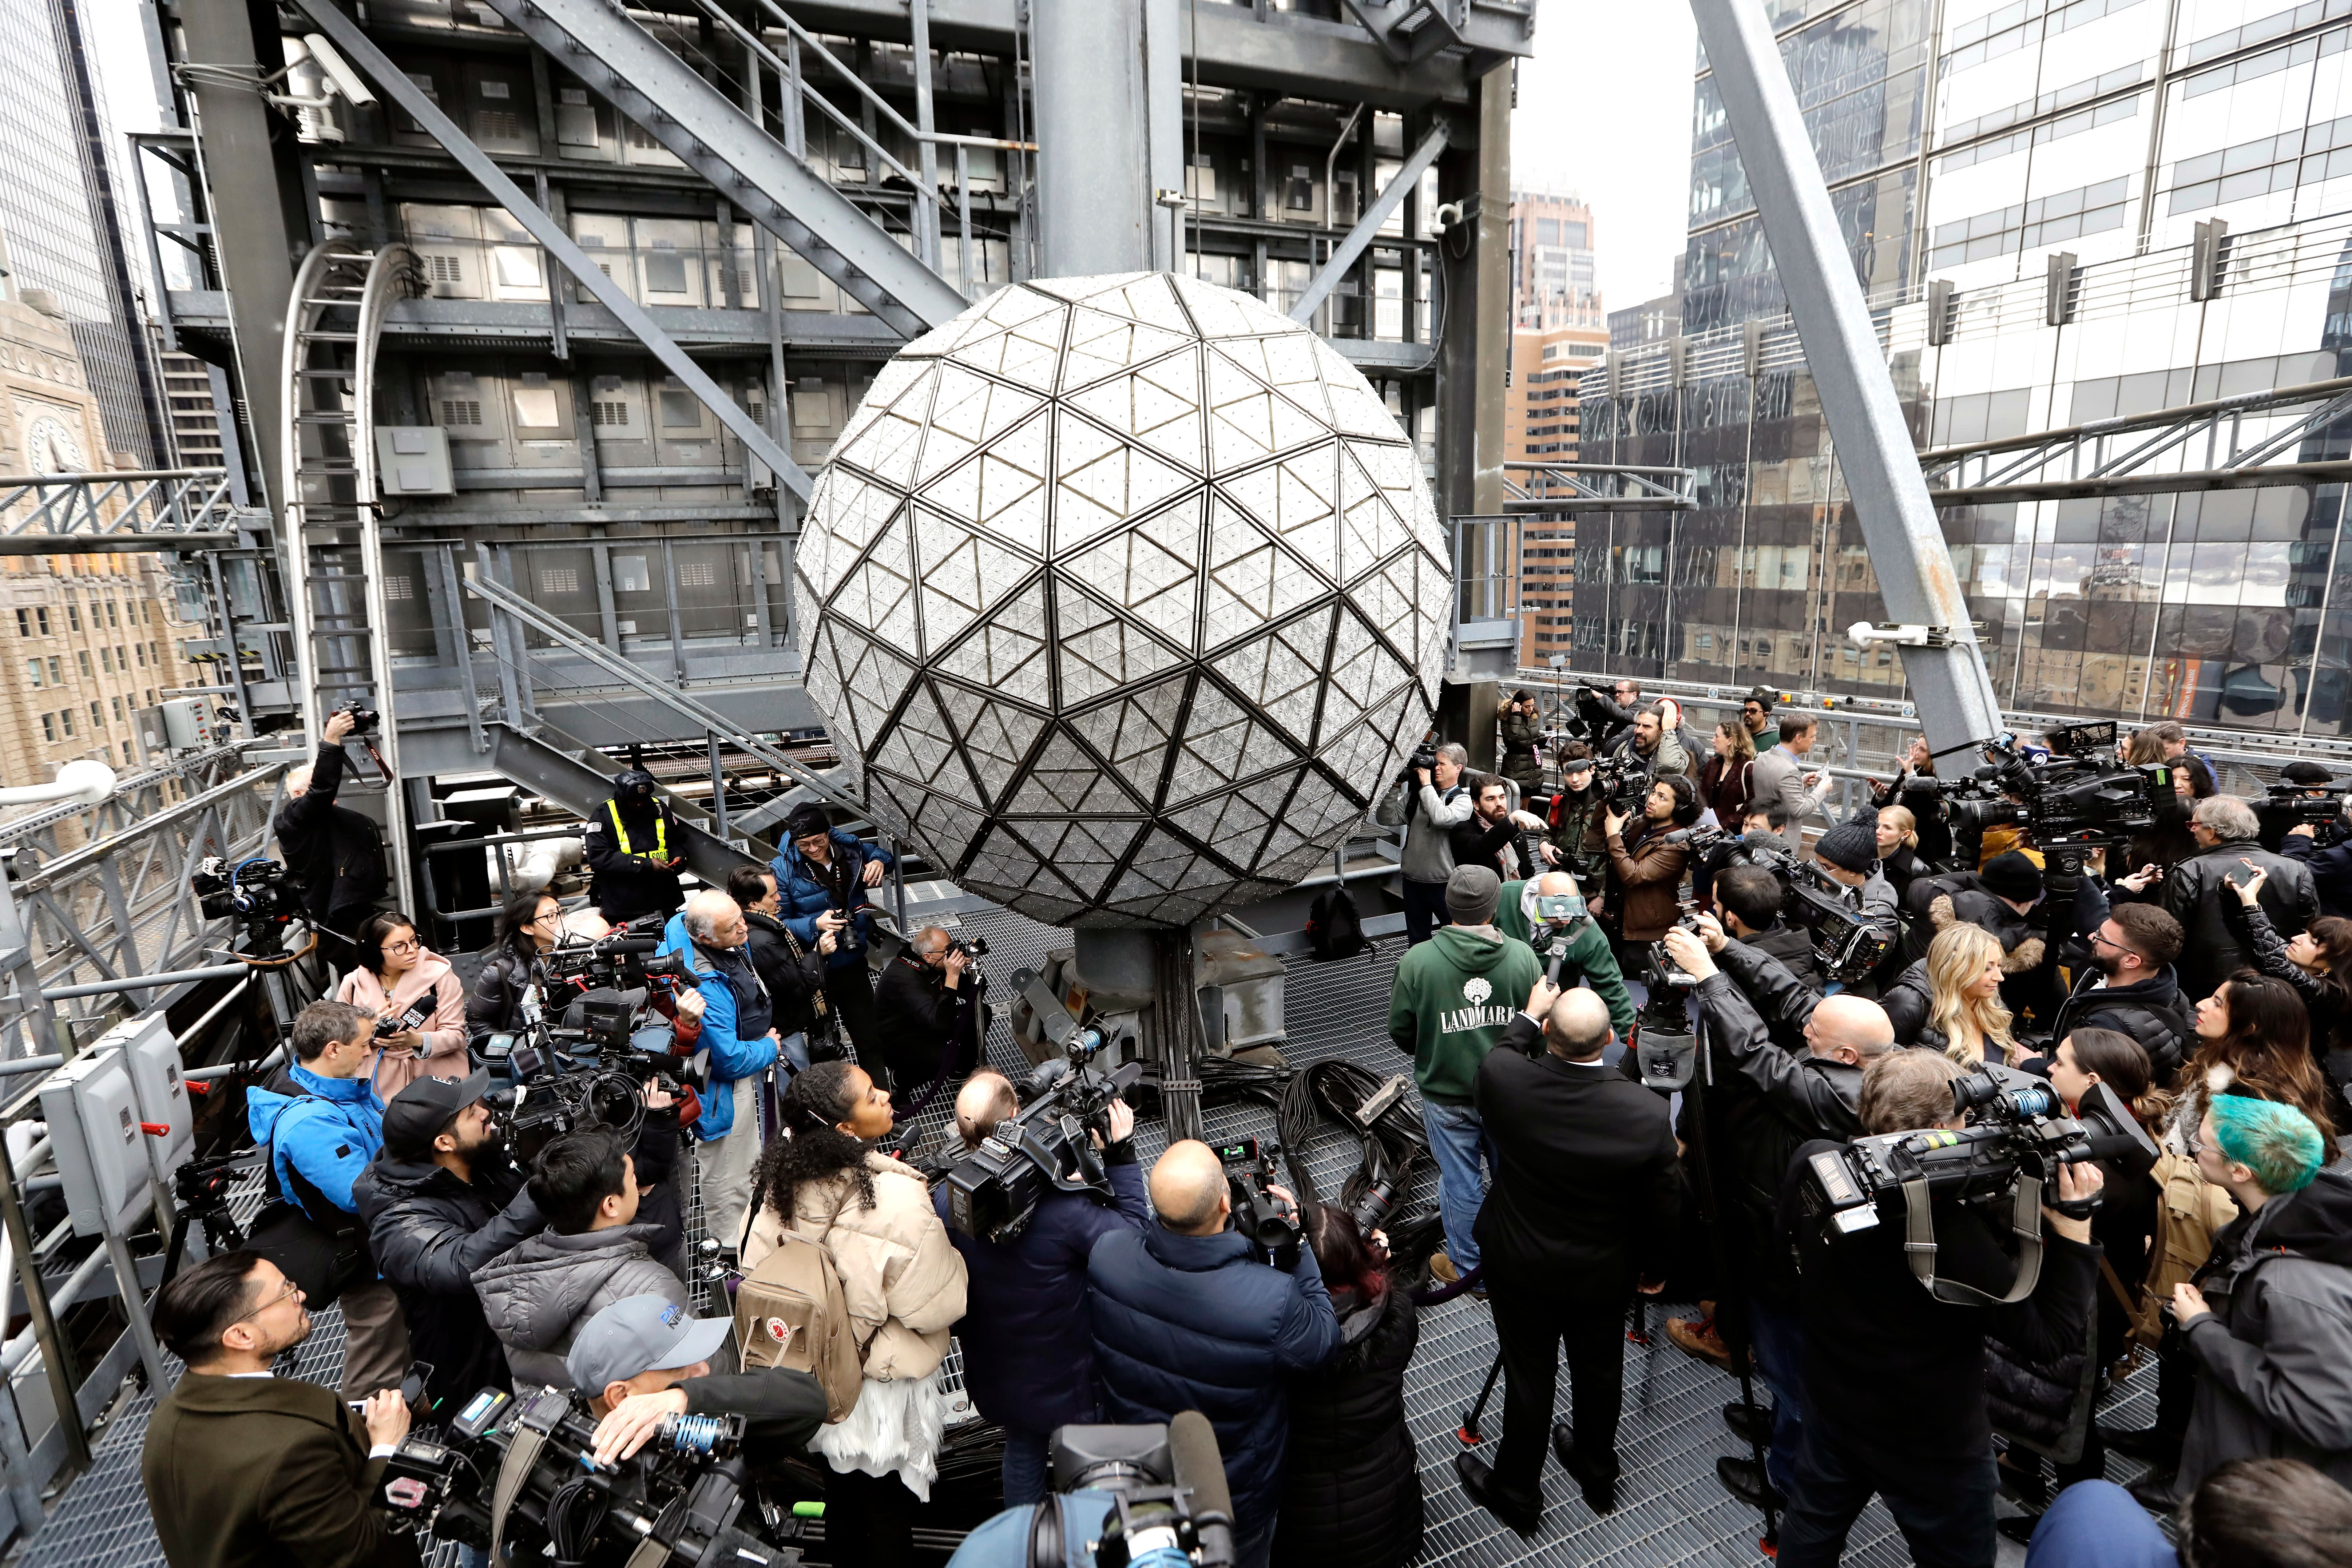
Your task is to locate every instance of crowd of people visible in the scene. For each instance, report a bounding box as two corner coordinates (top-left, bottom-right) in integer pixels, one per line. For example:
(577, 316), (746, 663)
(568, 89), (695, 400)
(130, 697), (2352, 1568)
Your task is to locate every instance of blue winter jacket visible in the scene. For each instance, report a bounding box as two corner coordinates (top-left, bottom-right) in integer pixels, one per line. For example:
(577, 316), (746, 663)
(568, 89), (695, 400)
(659, 912), (778, 1142)
(246, 1063), (385, 1221)
(770, 830), (895, 970)
(933, 1155), (1149, 1433)
(1086, 1224), (1343, 1538)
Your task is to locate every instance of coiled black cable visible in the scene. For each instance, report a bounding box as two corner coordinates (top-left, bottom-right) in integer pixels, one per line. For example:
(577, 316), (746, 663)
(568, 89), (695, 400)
(543, 1473), (609, 1568)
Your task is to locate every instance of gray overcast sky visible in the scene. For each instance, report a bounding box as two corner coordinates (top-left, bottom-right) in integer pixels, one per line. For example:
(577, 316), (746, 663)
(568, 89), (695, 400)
(1510, 5), (1697, 311)
(88, 0), (1697, 312)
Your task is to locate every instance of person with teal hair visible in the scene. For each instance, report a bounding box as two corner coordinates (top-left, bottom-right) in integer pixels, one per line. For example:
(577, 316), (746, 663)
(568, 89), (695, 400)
(2161, 1095), (2352, 1502)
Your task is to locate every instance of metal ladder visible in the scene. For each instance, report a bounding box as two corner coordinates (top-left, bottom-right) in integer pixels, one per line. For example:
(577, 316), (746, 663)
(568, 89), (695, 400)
(277, 239), (421, 904)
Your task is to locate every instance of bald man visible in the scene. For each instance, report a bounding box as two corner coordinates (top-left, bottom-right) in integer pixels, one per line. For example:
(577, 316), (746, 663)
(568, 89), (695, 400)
(873, 923), (975, 1093)
(1086, 1139), (1341, 1567)
(935, 1071), (1144, 1507)
(660, 891), (780, 1247)
(1459, 982), (1678, 1533)
(1655, 917), (1894, 1514)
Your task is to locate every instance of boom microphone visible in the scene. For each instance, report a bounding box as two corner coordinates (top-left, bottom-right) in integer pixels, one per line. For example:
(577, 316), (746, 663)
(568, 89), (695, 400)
(1167, 1410), (1235, 1568)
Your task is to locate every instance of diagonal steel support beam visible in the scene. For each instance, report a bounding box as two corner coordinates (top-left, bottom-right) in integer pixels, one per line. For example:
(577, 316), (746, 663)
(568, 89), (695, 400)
(291, 0), (816, 503)
(1691, 0), (2003, 754)
(1289, 120), (1452, 324)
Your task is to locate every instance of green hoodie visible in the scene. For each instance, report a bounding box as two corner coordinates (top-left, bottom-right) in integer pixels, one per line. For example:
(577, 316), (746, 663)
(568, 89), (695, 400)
(1495, 879), (1638, 1041)
(1387, 924), (1541, 1106)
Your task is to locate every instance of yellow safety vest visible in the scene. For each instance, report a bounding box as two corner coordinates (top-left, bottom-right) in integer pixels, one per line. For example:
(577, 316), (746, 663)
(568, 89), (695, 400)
(609, 797), (667, 860)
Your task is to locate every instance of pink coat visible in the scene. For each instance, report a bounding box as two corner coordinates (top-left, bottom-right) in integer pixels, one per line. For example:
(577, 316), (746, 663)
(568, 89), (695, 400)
(334, 949), (470, 1101)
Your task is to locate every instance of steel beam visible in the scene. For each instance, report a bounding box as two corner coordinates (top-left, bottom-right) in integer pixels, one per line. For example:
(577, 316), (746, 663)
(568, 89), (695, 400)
(1031, 0), (1156, 275)
(1433, 66), (1509, 521)
(1690, 0), (2004, 753)
(1289, 119), (1450, 323)
(290, 0), (815, 503)
(466, 0), (966, 337)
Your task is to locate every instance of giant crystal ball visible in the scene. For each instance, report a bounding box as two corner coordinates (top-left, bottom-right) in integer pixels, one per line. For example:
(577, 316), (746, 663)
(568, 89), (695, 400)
(793, 271), (1448, 928)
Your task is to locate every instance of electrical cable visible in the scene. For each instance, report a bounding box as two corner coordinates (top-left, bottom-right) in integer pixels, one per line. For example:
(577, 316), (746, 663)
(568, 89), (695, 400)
(542, 1472), (609, 1568)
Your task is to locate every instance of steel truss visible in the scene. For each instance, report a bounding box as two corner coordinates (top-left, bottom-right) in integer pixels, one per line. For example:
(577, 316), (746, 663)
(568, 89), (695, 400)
(1921, 374), (2352, 505)
(0, 470), (254, 555)
(1502, 461), (1697, 512)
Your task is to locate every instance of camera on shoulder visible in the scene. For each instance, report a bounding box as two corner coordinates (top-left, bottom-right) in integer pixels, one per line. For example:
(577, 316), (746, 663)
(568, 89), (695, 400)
(942, 1029), (1141, 1243)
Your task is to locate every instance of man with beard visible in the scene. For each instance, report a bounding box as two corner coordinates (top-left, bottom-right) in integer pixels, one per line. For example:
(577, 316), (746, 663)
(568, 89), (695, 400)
(143, 1251), (420, 1568)
(2043, 901), (2194, 1080)
(584, 768), (687, 925)
(1450, 775), (1553, 882)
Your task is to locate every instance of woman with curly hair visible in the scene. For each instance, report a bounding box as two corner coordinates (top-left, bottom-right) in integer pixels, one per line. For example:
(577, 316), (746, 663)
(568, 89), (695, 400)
(1883, 923), (2021, 1064)
(2174, 973), (2338, 1160)
(742, 1063), (967, 1568)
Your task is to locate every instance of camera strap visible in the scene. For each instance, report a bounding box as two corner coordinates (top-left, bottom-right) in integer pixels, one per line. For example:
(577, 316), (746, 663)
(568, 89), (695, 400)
(487, 1423), (552, 1566)
(1899, 1171), (2046, 1305)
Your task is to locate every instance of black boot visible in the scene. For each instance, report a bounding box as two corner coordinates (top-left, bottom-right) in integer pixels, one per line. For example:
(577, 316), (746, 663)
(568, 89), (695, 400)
(1716, 1456), (1785, 1512)
(1551, 1423), (1619, 1514)
(1454, 1451), (1541, 1537)
(1722, 1401), (1770, 1445)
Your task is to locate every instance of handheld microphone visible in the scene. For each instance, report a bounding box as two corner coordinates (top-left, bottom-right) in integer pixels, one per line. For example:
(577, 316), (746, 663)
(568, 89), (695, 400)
(1167, 1410), (1235, 1568)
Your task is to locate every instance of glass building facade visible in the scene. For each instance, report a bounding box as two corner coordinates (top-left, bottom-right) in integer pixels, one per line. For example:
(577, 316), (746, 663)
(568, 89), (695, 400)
(1574, 0), (2352, 741)
(0, 0), (166, 467)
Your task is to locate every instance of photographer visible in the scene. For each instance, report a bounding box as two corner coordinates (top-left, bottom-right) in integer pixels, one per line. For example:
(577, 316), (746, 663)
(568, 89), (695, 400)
(1713, 862), (1825, 997)
(246, 1000), (408, 1401)
(1774, 1052), (2103, 1568)
(934, 1069), (1147, 1506)
(1809, 815), (1901, 934)
(745, 1062), (967, 1568)
(771, 803), (896, 1056)
(1752, 712), (1833, 854)
(467, 890), (561, 1049)
(1599, 775), (1699, 970)
(2283, 797), (2352, 920)
(142, 1251), (419, 1568)
(1657, 920), (1894, 1509)
(1545, 745), (1607, 882)
(1449, 774), (1552, 882)
(876, 926), (978, 1097)
(725, 865), (829, 1074)
(352, 1072), (544, 1418)
(1386, 865), (1541, 1287)
(1584, 678), (1644, 747)
(272, 706), (388, 971)
(584, 768), (687, 925)
(2170, 1097), (2352, 1498)
(475, 1126), (687, 1390)
(2163, 797), (2320, 1002)
(2044, 902), (2194, 1081)
(1453, 988), (1676, 1533)
(1373, 740), (1474, 946)
(1498, 689), (1545, 802)
(1496, 870), (1636, 1039)
(334, 911), (468, 1102)
(571, 1293), (826, 1469)
(1608, 702), (1690, 779)
(663, 889), (782, 1250)
(2257, 762), (2340, 852)
(1087, 1138), (1342, 1568)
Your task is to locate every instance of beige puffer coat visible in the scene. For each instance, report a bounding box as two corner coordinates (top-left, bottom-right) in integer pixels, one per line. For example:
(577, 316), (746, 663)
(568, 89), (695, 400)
(742, 1150), (966, 1382)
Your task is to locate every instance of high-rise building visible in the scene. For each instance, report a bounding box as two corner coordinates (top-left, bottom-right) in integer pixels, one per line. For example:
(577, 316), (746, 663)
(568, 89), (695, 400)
(0, 0), (170, 467)
(1509, 322), (1607, 666)
(1510, 189), (1602, 329)
(1577, 0), (2352, 742)
(1608, 290), (1681, 352)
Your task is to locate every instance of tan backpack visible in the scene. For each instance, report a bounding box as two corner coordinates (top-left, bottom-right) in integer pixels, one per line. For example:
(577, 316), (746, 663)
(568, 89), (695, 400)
(731, 1195), (870, 1423)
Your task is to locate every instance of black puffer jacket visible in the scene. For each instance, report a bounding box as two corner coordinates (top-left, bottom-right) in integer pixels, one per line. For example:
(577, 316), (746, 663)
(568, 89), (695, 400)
(2045, 963), (2194, 1082)
(271, 742), (387, 933)
(352, 1152), (542, 1415)
(465, 946), (543, 1049)
(1984, 1310), (2098, 1462)
(1882, 958), (1935, 1045)
(583, 771), (688, 924)
(743, 910), (826, 1041)
(1272, 1286), (1423, 1568)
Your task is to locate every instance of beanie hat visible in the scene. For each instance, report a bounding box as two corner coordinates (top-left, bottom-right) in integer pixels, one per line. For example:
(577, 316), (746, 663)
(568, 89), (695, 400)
(1445, 864), (1502, 926)
(1814, 815), (1879, 873)
(784, 802), (831, 842)
(1979, 850), (2044, 902)
(2208, 1094), (2325, 1194)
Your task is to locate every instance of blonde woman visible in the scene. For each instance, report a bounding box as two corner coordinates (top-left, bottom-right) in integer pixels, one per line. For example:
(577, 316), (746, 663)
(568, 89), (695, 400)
(1884, 924), (2022, 1065)
(1874, 804), (1925, 902)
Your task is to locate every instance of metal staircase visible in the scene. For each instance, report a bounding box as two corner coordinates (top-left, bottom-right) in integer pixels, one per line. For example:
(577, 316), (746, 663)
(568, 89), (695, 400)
(278, 239), (421, 901)
(476, 0), (968, 339)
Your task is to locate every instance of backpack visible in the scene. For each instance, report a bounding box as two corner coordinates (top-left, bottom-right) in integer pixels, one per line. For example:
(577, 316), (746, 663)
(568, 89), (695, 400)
(243, 1081), (373, 1309)
(731, 1199), (869, 1423)
(1306, 886), (1369, 961)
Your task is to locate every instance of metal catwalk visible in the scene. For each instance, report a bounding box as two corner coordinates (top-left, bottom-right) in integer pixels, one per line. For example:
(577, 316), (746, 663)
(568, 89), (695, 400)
(14, 906), (2153, 1567)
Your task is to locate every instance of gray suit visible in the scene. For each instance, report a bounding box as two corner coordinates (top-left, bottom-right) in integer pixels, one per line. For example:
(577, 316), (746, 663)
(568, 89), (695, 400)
(1750, 744), (1832, 852)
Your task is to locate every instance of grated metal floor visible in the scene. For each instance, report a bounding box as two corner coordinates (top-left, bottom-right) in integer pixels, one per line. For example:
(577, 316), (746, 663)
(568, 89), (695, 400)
(9, 906), (2161, 1567)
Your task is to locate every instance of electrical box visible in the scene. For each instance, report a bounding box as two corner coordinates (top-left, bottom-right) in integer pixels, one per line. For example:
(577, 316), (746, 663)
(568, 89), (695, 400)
(97, 1011), (192, 1180)
(158, 696), (207, 751)
(38, 1051), (147, 1236)
(376, 426), (455, 495)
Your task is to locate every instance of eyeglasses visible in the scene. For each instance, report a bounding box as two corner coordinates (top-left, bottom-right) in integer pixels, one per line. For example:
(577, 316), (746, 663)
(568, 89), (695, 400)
(234, 1277), (302, 1326)
(2087, 930), (2133, 957)
(382, 939), (420, 956)
(2182, 1124), (2206, 1158)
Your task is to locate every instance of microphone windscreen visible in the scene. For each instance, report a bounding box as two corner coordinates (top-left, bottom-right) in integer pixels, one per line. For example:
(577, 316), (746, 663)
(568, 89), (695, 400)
(1168, 1409), (1233, 1522)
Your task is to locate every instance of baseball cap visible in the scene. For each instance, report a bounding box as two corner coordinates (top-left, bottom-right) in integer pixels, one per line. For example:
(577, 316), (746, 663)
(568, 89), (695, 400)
(567, 1294), (734, 1396)
(381, 1068), (491, 1159)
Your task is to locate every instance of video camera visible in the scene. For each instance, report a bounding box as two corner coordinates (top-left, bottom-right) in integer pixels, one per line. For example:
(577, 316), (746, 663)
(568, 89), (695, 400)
(2266, 779), (2349, 844)
(943, 1027), (1142, 1243)
(1780, 858), (1896, 984)
(482, 1044), (659, 1167)
(192, 856), (303, 922)
(545, 915), (693, 996)
(1795, 1062), (2158, 1295)
(1213, 1136), (1301, 1270)
(1935, 723), (2166, 850)
(1589, 752), (1651, 815)
(378, 1385), (813, 1567)
(991, 1416), (1235, 1568)
(1528, 886), (1593, 987)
